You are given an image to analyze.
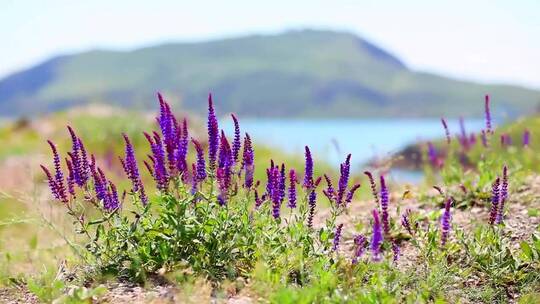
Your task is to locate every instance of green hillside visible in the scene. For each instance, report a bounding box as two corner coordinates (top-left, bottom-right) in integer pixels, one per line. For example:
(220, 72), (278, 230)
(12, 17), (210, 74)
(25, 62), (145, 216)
(1, 29), (539, 118)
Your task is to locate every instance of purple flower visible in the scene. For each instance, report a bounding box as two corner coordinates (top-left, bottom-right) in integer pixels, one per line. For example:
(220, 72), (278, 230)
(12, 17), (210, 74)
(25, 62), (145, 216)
(157, 93), (178, 175)
(364, 171), (379, 207)
(441, 118), (451, 144)
(523, 129), (531, 147)
(192, 139), (207, 182)
(323, 174), (335, 202)
(496, 166), (508, 224)
(307, 190), (316, 229)
(65, 158), (76, 198)
(145, 132), (169, 191)
(303, 146), (313, 189)
(207, 94), (219, 172)
(121, 134), (147, 205)
(391, 240), (400, 263)
(351, 234), (367, 265)
(345, 183), (361, 205)
(441, 197), (453, 245)
(190, 163), (198, 195)
(106, 180), (120, 211)
(175, 118), (189, 176)
(231, 114), (241, 166)
(242, 133), (254, 188)
(270, 165), (284, 219)
(481, 129), (488, 147)
(485, 94), (492, 133)
(370, 209), (383, 262)
(47, 140), (68, 203)
(401, 209), (413, 235)
(254, 189), (263, 209)
(40, 165), (67, 203)
(427, 142), (439, 168)
(336, 154), (351, 206)
(332, 223), (344, 252)
(92, 166), (108, 206)
(489, 176), (501, 225)
(380, 175), (390, 236)
(288, 169), (297, 208)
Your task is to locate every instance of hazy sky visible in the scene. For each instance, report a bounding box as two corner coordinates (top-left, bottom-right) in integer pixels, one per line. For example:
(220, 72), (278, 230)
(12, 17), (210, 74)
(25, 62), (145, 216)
(2, 0), (539, 88)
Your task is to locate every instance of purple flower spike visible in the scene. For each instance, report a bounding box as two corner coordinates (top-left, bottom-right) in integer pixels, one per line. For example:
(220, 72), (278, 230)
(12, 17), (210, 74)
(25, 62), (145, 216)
(307, 190), (316, 229)
(122, 134), (147, 204)
(145, 132), (169, 191)
(288, 169), (297, 208)
(190, 163), (198, 195)
(175, 118), (189, 176)
(332, 223), (344, 252)
(523, 129), (530, 147)
(270, 166), (282, 219)
(441, 118), (451, 144)
(485, 94), (492, 134)
(441, 197), (453, 246)
(65, 158), (76, 198)
(254, 189), (263, 209)
(391, 240), (400, 263)
(345, 183), (361, 205)
(192, 139), (207, 182)
(336, 154), (351, 206)
(47, 140), (68, 203)
(242, 133), (254, 189)
(207, 94), (219, 172)
(380, 175), (390, 236)
(323, 174), (336, 202)
(352, 234), (367, 265)
(231, 114), (241, 165)
(481, 129), (489, 147)
(489, 177), (500, 225)
(496, 166), (508, 224)
(106, 180), (120, 211)
(41, 165), (66, 203)
(427, 142), (439, 168)
(370, 209), (383, 262)
(401, 209), (413, 235)
(303, 146), (314, 189)
(364, 171), (379, 207)
(217, 132), (233, 204)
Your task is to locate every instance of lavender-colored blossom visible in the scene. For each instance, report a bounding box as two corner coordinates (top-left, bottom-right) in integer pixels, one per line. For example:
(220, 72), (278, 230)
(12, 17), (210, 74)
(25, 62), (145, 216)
(332, 223), (344, 252)
(307, 190), (316, 228)
(496, 166), (508, 224)
(41, 165), (67, 203)
(157, 93), (178, 175)
(47, 140), (68, 203)
(481, 129), (488, 147)
(122, 134), (147, 204)
(231, 114), (241, 165)
(67, 126), (82, 185)
(254, 189), (263, 209)
(485, 94), (492, 133)
(441, 118), (451, 144)
(105, 180), (120, 211)
(370, 209), (383, 262)
(489, 177), (501, 225)
(345, 183), (361, 205)
(92, 166), (108, 206)
(401, 209), (413, 235)
(351, 234), (367, 265)
(190, 163), (198, 195)
(145, 132), (169, 191)
(523, 129), (530, 147)
(175, 118), (189, 176)
(323, 174), (336, 202)
(288, 169), (297, 208)
(364, 171), (379, 206)
(391, 240), (400, 263)
(303, 146), (314, 189)
(242, 133), (254, 188)
(336, 154), (351, 205)
(441, 197), (453, 245)
(65, 158), (76, 198)
(78, 138), (90, 185)
(207, 94), (219, 171)
(216, 132), (233, 205)
(380, 175), (390, 236)
(192, 139), (207, 182)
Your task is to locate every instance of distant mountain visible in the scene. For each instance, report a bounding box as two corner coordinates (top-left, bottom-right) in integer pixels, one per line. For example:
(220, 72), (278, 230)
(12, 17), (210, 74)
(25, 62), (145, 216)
(1, 29), (539, 118)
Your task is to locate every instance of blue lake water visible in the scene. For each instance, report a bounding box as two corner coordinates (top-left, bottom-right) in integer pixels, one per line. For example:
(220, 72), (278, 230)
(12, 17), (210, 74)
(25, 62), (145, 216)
(224, 118), (485, 179)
